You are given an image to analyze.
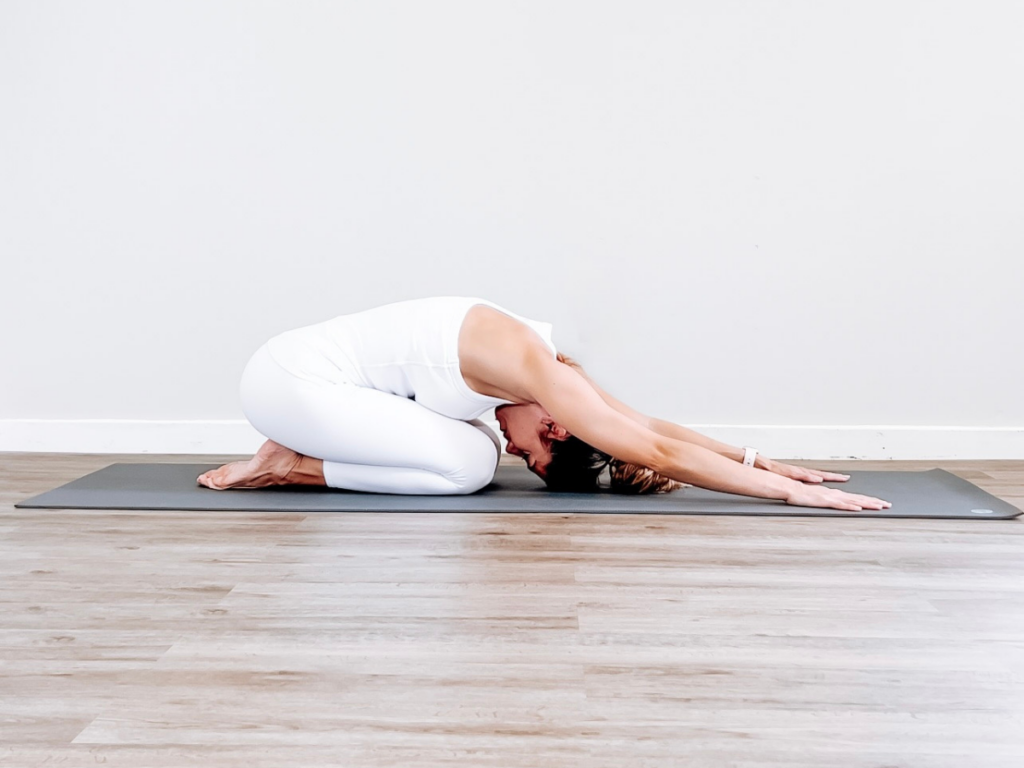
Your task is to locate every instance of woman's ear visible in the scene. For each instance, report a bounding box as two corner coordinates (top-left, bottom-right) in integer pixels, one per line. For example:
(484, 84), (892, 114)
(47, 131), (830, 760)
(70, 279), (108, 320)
(546, 421), (571, 441)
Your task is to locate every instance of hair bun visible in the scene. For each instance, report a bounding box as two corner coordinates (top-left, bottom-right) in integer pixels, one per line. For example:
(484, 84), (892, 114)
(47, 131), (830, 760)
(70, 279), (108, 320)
(608, 459), (686, 495)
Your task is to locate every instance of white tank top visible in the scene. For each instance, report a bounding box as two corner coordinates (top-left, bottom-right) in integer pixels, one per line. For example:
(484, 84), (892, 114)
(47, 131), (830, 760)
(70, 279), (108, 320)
(263, 296), (558, 421)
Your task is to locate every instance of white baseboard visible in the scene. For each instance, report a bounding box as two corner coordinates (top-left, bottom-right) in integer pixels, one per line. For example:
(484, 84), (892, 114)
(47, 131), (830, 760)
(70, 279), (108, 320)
(1, 419), (1022, 459)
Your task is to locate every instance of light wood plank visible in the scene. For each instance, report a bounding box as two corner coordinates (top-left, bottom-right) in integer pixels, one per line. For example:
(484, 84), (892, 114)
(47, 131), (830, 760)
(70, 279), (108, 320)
(2, 452), (1023, 767)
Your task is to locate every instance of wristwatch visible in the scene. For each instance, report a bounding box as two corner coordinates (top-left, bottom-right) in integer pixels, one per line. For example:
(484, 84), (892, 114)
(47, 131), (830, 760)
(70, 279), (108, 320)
(742, 446), (758, 467)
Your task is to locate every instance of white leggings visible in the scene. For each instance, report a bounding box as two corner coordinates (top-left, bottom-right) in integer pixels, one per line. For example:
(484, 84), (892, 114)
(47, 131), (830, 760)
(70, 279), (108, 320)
(239, 343), (501, 495)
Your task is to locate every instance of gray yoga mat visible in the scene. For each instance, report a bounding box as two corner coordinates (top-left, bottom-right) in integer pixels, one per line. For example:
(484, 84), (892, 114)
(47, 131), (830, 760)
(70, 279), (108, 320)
(13, 462), (1022, 519)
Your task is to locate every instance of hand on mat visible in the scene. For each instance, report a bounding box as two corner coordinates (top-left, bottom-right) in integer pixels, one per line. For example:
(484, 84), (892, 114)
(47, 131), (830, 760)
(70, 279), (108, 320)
(761, 458), (850, 484)
(785, 483), (892, 512)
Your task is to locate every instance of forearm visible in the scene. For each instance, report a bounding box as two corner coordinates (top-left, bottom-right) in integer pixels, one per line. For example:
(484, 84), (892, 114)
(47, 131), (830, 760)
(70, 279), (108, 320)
(648, 417), (769, 467)
(656, 438), (797, 501)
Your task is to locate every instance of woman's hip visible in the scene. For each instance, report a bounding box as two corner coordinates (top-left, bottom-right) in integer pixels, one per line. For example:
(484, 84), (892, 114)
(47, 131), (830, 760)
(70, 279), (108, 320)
(238, 344), (498, 477)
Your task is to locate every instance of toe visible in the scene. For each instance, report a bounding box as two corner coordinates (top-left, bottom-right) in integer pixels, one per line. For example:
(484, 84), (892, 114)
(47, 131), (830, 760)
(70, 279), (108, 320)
(198, 471), (221, 489)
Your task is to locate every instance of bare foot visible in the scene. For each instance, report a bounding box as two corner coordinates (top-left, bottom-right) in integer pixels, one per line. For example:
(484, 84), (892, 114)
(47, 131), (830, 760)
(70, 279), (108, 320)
(197, 439), (312, 490)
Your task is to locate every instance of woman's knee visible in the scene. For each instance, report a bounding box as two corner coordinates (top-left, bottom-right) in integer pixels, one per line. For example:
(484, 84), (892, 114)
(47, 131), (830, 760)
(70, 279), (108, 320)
(440, 421), (500, 494)
(449, 467), (495, 494)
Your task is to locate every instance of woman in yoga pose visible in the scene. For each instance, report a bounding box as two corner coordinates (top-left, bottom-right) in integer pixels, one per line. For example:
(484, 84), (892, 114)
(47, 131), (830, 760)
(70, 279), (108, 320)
(198, 296), (891, 512)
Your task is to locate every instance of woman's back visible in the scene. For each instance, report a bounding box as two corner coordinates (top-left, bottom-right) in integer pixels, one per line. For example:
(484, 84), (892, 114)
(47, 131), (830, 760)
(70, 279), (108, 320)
(263, 296), (557, 421)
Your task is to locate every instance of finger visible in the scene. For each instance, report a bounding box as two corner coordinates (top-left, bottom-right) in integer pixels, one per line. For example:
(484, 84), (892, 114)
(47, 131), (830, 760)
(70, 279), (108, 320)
(793, 469), (824, 482)
(812, 469), (850, 481)
(856, 494), (891, 506)
(855, 495), (892, 509)
(851, 496), (880, 507)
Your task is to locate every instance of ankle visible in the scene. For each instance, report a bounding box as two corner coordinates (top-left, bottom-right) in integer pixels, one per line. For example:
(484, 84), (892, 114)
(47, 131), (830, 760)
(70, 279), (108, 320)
(284, 455), (326, 486)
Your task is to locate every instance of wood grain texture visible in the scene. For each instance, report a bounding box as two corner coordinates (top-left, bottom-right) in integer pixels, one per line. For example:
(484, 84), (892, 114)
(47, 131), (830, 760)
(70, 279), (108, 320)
(2, 452), (1024, 767)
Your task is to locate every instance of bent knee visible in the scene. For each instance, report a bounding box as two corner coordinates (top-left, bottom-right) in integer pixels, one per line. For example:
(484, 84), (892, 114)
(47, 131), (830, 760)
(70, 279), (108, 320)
(446, 453), (497, 494)
(438, 425), (499, 494)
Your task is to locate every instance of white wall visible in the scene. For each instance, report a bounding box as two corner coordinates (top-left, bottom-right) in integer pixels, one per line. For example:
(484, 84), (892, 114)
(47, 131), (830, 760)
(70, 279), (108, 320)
(2, 1), (1022, 458)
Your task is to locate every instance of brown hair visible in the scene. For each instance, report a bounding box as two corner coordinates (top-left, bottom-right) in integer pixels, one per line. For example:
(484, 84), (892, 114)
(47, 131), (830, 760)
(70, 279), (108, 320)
(545, 353), (685, 495)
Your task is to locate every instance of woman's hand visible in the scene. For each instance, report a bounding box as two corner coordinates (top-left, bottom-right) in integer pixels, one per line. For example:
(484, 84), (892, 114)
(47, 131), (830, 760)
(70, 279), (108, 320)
(756, 456), (892, 511)
(758, 457), (851, 484)
(785, 482), (892, 512)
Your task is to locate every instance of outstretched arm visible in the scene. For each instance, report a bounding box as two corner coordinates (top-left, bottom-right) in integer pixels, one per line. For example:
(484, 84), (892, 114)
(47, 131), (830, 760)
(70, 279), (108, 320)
(556, 354), (761, 467)
(556, 354), (852, 485)
(646, 419), (761, 465)
(527, 352), (885, 510)
(530, 352), (797, 501)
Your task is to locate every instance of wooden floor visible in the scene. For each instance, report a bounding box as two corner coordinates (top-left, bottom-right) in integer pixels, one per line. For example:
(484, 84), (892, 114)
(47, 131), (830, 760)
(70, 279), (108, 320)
(3, 453), (1024, 767)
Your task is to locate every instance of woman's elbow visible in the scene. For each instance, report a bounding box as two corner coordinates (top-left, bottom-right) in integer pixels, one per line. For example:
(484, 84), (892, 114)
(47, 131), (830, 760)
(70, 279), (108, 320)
(648, 436), (679, 478)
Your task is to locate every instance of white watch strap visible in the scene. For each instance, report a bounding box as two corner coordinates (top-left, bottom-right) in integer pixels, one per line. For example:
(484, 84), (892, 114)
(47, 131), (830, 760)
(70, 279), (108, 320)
(742, 446), (758, 467)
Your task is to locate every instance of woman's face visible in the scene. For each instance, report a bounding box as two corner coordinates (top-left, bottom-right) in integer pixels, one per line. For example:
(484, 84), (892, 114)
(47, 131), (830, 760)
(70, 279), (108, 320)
(495, 403), (570, 479)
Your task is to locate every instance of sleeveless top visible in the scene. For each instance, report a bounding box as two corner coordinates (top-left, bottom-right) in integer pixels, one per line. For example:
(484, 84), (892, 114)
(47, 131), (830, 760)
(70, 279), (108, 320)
(263, 296), (558, 421)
